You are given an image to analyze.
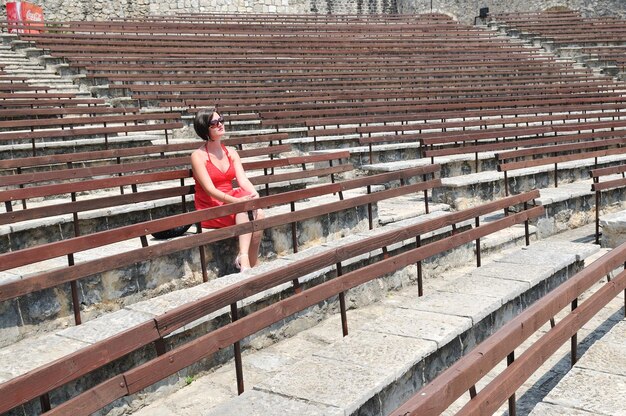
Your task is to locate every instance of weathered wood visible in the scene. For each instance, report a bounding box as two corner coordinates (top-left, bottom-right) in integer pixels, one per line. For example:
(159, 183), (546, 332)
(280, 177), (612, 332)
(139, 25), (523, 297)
(46, 375), (129, 416)
(391, 243), (626, 416)
(0, 321), (158, 414)
(458, 267), (626, 415)
(0, 168), (439, 299)
(156, 191), (540, 335)
(125, 207), (542, 394)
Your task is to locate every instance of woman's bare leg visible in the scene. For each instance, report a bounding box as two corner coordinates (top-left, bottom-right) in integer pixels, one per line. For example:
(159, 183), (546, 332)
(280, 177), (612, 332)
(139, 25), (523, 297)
(235, 212), (252, 269)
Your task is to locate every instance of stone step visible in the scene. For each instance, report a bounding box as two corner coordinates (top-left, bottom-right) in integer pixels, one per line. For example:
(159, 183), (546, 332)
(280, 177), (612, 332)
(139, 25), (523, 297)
(530, 316), (626, 416)
(128, 240), (598, 416)
(2, 185), (439, 341)
(0, 207), (550, 415)
(0, 133), (162, 159)
(599, 209), (626, 248)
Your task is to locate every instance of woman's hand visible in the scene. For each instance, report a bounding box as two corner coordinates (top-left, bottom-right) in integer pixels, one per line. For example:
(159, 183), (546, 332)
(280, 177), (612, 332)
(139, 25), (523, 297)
(237, 194), (256, 202)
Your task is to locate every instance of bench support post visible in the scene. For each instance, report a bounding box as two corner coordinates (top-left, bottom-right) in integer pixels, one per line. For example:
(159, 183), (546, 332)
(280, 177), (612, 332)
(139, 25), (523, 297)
(423, 174), (430, 214)
(196, 224), (208, 283)
(337, 262), (348, 337)
(595, 190), (601, 244)
(507, 351), (516, 416)
(524, 202), (530, 246)
(39, 393), (51, 413)
(571, 298), (578, 366)
(230, 303), (245, 395)
(367, 186), (373, 230)
(68, 201), (83, 326)
(154, 338), (166, 356)
(503, 171), (509, 197)
(554, 163), (558, 188)
(416, 235), (423, 297)
(290, 202), (298, 253)
(475, 217), (481, 267)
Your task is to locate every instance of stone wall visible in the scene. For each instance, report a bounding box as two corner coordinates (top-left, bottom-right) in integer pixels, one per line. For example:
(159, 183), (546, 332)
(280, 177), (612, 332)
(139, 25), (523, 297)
(399, 0), (626, 24)
(6, 0), (626, 23)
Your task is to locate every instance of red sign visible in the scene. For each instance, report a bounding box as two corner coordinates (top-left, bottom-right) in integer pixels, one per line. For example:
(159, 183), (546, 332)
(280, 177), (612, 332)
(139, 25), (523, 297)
(6, 2), (44, 34)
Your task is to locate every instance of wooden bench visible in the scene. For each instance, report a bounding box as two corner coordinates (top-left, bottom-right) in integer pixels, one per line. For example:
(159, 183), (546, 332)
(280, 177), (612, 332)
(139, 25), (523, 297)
(0, 148), (347, 243)
(496, 132), (626, 195)
(391, 242), (626, 416)
(591, 163), (626, 243)
(0, 164), (438, 326)
(0, 112), (183, 156)
(0, 189), (545, 415)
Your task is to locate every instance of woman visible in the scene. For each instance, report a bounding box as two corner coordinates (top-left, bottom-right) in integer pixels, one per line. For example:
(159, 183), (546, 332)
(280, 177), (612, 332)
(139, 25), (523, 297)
(191, 108), (264, 271)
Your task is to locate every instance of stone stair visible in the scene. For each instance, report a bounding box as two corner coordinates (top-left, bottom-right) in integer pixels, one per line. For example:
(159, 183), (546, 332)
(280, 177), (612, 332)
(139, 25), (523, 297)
(124, 235), (598, 416)
(0, 43), (85, 95)
(0, 201), (544, 416)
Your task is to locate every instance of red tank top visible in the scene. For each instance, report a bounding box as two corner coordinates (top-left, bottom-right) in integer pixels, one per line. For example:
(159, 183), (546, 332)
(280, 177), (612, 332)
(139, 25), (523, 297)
(194, 144), (235, 210)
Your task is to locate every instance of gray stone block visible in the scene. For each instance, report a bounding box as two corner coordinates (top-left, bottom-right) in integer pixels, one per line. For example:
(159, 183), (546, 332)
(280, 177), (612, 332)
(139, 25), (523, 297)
(0, 334), (88, 381)
(256, 355), (386, 414)
(405, 290), (501, 326)
(440, 274), (529, 305)
(543, 367), (626, 415)
(207, 389), (343, 416)
(472, 260), (555, 286)
(530, 402), (604, 415)
(313, 329), (436, 378)
(575, 339), (626, 378)
(598, 319), (626, 345)
(58, 309), (154, 345)
(600, 210), (626, 248)
(360, 308), (472, 348)
(495, 241), (596, 270)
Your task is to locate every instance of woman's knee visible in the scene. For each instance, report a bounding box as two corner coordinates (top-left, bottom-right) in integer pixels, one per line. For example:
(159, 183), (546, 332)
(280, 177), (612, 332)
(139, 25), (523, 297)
(235, 212), (249, 224)
(254, 208), (265, 220)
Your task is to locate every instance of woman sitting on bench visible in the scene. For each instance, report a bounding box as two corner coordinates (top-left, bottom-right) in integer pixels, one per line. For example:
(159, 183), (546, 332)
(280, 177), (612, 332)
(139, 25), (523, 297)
(191, 108), (264, 271)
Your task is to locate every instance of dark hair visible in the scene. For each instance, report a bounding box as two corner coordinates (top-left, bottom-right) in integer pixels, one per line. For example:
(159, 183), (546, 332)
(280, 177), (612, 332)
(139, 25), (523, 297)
(193, 107), (217, 141)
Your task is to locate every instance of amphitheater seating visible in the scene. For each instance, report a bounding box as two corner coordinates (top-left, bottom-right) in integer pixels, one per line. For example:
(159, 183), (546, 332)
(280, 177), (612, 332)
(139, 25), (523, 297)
(0, 111), (183, 156)
(496, 133), (626, 195)
(489, 11), (626, 79)
(2, 11), (626, 416)
(0, 189), (541, 415)
(0, 165), (436, 325)
(591, 163), (626, 243)
(0, 147), (350, 249)
(390, 242), (626, 416)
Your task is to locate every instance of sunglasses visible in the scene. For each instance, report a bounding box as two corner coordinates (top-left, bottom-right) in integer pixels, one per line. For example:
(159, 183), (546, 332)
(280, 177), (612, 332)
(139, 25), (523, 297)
(209, 116), (225, 127)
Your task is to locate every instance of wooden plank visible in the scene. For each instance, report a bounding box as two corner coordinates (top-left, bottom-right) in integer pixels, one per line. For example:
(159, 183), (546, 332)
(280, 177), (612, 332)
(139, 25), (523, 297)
(391, 244), (626, 416)
(46, 375), (128, 416)
(0, 185), (193, 226)
(0, 112), (180, 129)
(498, 146), (626, 172)
(459, 267), (626, 415)
(0, 121), (184, 142)
(249, 164), (353, 186)
(125, 207), (543, 394)
(237, 143), (291, 158)
(0, 321), (157, 414)
(496, 136), (626, 160)
(425, 130), (623, 158)
(0, 167), (440, 296)
(590, 163), (626, 178)
(0, 169), (190, 202)
(591, 176), (626, 192)
(157, 191), (540, 335)
(0, 156), (191, 187)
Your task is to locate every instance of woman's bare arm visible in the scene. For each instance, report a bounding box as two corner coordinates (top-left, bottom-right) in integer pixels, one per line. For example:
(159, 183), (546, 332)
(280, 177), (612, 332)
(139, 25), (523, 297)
(230, 148), (260, 198)
(191, 149), (250, 203)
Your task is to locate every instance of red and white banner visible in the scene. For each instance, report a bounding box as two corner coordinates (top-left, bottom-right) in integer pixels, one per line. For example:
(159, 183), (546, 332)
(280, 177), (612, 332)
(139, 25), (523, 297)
(7, 2), (44, 34)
